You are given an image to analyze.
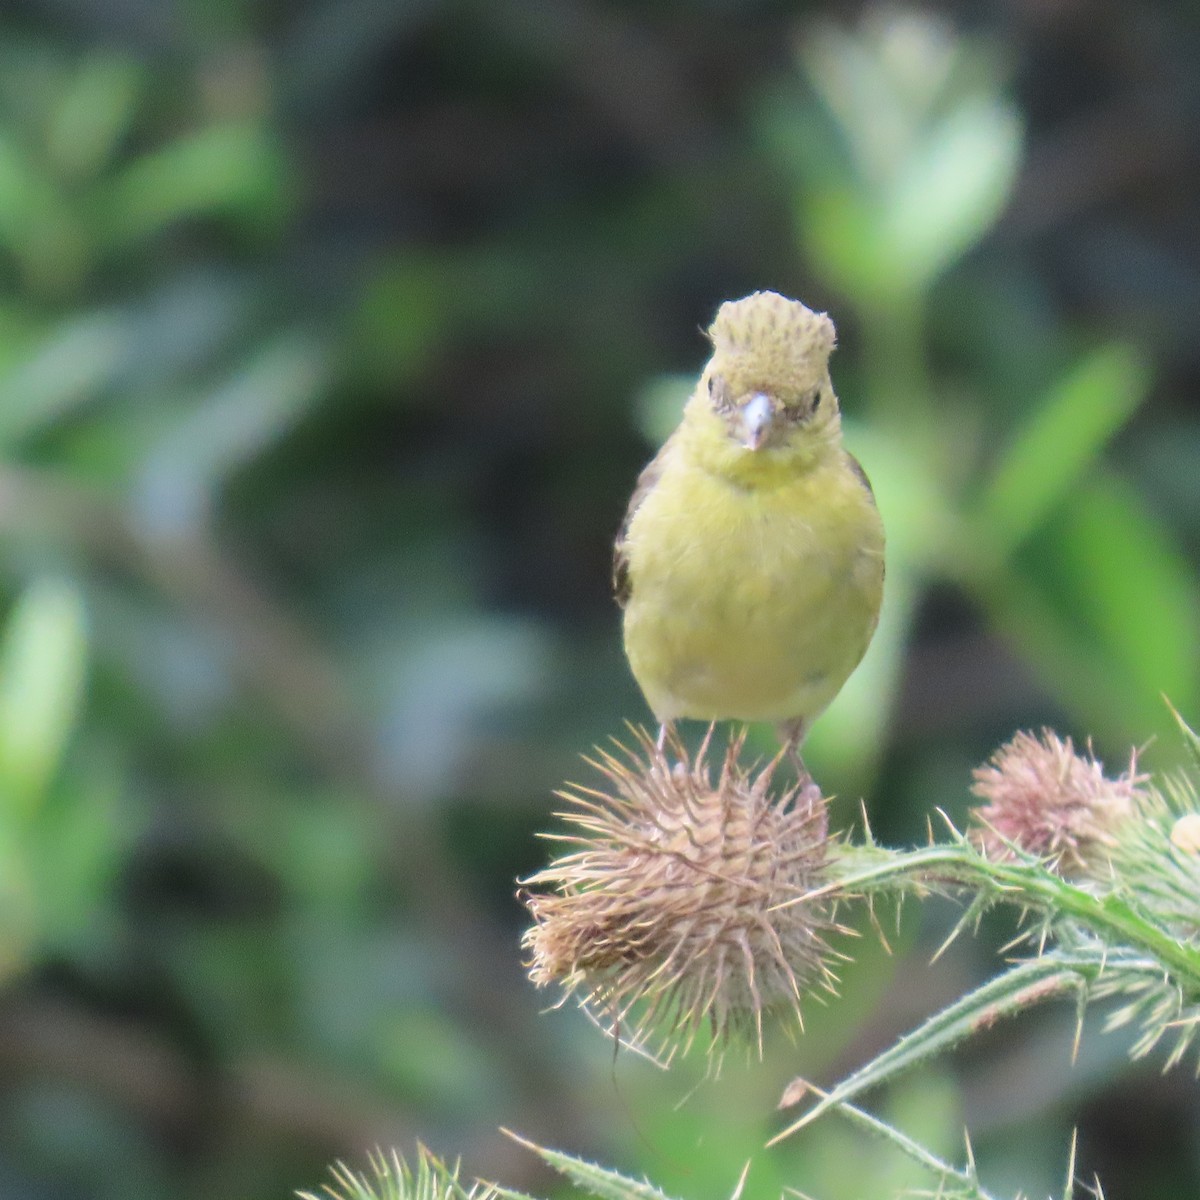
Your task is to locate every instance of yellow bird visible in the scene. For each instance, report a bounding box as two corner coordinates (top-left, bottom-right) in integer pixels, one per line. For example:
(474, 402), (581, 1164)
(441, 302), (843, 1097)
(614, 291), (885, 775)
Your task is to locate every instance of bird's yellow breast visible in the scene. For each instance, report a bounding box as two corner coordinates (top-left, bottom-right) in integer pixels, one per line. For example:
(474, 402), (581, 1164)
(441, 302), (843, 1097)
(621, 447), (884, 725)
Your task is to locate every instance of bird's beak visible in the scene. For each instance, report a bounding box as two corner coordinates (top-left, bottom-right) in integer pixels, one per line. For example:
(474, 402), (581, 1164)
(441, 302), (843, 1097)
(738, 392), (776, 451)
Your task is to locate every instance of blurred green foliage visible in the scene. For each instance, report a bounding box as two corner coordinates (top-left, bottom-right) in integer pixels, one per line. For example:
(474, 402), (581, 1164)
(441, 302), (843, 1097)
(0, 2), (1197, 1199)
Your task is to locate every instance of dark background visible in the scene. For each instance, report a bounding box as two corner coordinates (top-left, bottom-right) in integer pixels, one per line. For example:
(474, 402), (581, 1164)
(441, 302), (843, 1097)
(0, 1), (1198, 1197)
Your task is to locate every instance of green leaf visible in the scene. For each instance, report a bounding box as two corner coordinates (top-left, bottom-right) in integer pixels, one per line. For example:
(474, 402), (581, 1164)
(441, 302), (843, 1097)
(0, 130), (88, 292)
(0, 131), (56, 252)
(96, 121), (290, 247)
(797, 184), (892, 301)
(26, 758), (124, 954)
(131, 332), (327, 532)
(0, 311), (130, 448)
(984, 471), (1200, 746)
(975, 344), (1151, 557)
(46, 51), (143, 182)
(632, 373), (691, 447)
(1050, 473), (1200, 719)
(0, 813), (36, 984)
(799, 11), (962, 190)
(882, 97), (1023, 288)
(0, 578), (89, 821)
(976, 565), (1147, 746)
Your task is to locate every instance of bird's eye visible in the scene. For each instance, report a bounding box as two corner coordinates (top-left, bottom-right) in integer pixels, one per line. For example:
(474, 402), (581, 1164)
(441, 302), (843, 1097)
(708, 374), (732, 411)
(781, 389), (821, 424)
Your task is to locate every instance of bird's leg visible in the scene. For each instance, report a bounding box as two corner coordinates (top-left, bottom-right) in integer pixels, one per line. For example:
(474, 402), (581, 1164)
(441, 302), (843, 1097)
(778, 718), (826, 836)
(777, 718), (811, 786)
(652, 720), (681, 787)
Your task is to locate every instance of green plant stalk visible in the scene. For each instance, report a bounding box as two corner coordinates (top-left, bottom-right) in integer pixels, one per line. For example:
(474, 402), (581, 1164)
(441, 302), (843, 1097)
(820, 1097), (999, 1200)
(770, 954), (1095, 1142)
(826, 843), (1200, 988)
(857, 291), (932, 427)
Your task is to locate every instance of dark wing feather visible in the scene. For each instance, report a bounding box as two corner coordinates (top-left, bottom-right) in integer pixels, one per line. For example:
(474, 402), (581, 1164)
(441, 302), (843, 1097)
(613, 439), (674, 608)
(845, 450), (876, 500)
(845, 449), (885, 586)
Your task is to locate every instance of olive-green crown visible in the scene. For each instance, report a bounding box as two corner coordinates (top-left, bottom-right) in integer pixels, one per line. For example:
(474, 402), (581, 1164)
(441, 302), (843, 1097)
(707, 291), (836, 403)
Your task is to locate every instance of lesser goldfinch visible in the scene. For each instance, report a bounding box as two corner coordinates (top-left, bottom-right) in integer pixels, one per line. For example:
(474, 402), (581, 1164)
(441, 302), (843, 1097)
(614, 291), (885, 773)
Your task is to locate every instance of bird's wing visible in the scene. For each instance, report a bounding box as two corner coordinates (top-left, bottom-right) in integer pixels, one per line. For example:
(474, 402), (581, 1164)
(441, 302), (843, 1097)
(845, 450), (876, 499)
(845, 449), (885, 587)
(612, 437), (675, 609)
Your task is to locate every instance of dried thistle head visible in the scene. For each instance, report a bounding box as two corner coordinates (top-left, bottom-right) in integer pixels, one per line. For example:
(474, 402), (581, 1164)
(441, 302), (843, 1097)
(970, 729), (1145, 877)
(520, 726), (841, 1066)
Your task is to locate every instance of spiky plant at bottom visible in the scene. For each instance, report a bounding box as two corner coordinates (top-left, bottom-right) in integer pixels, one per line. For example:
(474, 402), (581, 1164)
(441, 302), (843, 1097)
(299, 1147), (479, 1200)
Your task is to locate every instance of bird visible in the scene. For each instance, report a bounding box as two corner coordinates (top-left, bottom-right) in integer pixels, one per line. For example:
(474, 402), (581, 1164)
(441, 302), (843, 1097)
(614, 290), (885, 783)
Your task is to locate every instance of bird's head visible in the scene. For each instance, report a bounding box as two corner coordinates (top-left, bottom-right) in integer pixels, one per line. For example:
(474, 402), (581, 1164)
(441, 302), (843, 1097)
(685, 292), (841, 473)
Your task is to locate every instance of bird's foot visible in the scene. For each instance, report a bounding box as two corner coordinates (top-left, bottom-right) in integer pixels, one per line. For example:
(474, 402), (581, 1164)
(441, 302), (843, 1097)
(778, 719), (827, 836)
(654, 720), (688, 781)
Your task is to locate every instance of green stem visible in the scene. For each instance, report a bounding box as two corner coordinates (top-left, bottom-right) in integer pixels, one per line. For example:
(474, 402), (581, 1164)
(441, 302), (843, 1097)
(832, 844), (1200, 990)
(858, 290), (931, 425)
(828, 1099), (999, 1200)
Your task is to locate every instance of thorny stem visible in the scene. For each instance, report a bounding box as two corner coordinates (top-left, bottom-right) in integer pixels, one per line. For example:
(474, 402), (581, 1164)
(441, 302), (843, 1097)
(819, 1094), (1001, 1200)
(808, 844), (1200, 991)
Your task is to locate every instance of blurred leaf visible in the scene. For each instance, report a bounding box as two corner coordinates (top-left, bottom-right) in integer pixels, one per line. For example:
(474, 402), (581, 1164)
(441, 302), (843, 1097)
(1052, 473), (1200, 717)
(0, 578), (88, 821)
(119, 269), (259, 387)
(882, 97), (1022, 290)
(975, 344), (1151, 557)
(982, 474), (1200, 742)
(378, 1008), (504, 1111)
(5, 1082), (170, 1200)
(792, 12), (1020, 300)
(0, 310), (131, 447)
(96, 121), (290, 247)
(796, 184), (891, 304)
(373, 615), (557, 800)
(809, 562), (914, 788)
(0, 131), (88, 293)
(27, 755), (125, 955)
(632, 372), (691, 446)
(800, 12), (958, 189)
(981, 567), (1149, 747)
(0, 812), (36, 983)
(131, 332), (328, 535)
(0, 131), (53, 246)
(90, 586), (236, 728)
(46, 51), (143, 182)
(352, 252), (453, 389)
